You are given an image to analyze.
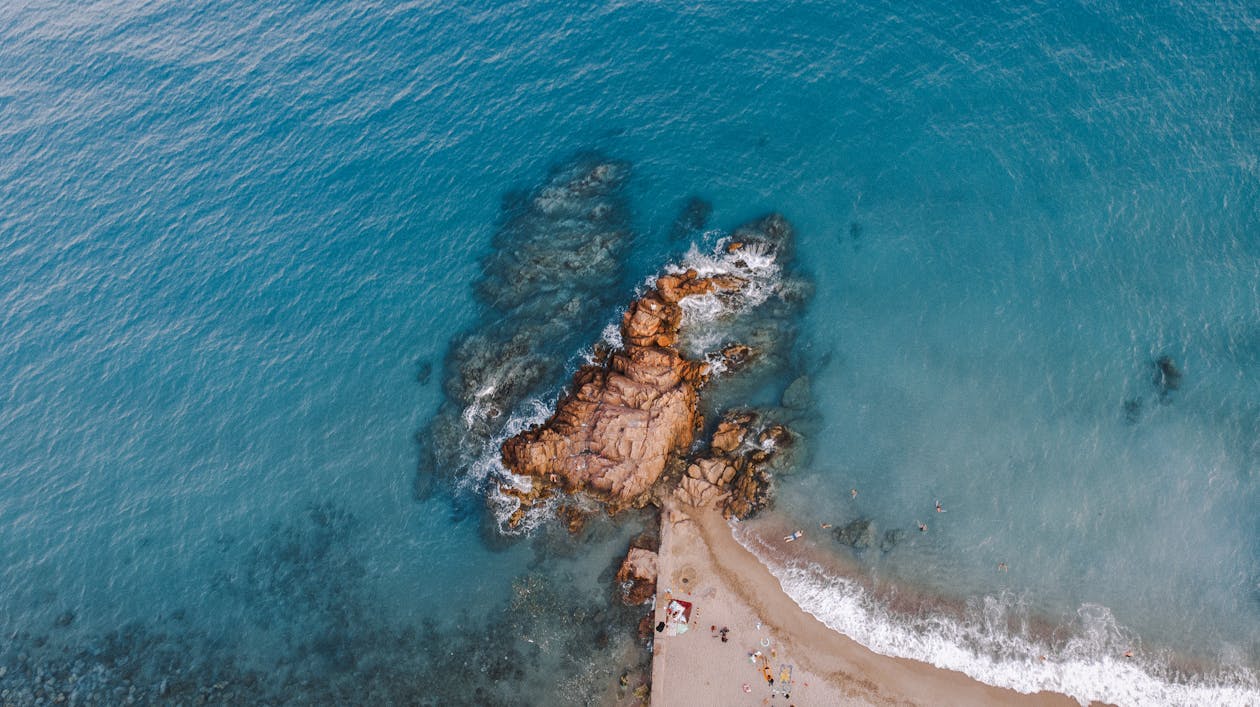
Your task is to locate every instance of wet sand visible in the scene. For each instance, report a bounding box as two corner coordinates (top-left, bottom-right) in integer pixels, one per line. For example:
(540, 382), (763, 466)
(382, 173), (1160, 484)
(649, 503), (1083, 707)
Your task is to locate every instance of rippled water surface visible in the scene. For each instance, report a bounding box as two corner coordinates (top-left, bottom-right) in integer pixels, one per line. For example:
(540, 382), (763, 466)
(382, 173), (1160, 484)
(0, 1), (1256, 704)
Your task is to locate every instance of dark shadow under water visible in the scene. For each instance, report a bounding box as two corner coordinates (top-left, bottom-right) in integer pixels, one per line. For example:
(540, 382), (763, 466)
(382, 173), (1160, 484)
(0, 499), (655, 706)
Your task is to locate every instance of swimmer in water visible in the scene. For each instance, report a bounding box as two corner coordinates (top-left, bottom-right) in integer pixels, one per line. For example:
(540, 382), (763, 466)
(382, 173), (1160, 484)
(851, 488), (858, 499)
(917, 520), (927, 532)
(935, 500), (945, 513)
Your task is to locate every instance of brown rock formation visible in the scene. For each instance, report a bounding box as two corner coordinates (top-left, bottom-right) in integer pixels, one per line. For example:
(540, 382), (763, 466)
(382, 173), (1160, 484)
(500, 269), (745, 518)
(674, 409), (793, 520)
(615, 547), (659, 605)
(556, 503), (588, 535)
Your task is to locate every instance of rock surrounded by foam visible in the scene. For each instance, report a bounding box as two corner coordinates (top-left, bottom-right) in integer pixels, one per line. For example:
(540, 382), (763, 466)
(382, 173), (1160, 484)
(421, 156), (633, 495)
(500, 269), (733, 517)
(499, 214), (804, 525)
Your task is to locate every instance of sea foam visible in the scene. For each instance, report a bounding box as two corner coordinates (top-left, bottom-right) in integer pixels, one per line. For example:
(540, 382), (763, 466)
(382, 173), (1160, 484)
(731, 523), (1260, 707)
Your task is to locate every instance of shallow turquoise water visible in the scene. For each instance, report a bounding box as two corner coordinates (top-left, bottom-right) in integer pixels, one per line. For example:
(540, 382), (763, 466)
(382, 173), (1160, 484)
(0, 0), (1256, 704)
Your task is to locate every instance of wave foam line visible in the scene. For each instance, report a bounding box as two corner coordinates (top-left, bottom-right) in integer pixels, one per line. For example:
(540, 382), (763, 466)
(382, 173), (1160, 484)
(731, 524), (1260, 707)
(461, 397), (557, 535)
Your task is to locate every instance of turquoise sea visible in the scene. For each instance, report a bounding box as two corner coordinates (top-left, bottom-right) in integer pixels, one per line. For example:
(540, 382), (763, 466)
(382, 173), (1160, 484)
(0, 1), (1256, 704)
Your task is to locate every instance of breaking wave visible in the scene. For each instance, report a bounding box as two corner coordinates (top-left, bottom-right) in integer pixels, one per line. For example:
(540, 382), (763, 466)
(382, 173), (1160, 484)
(463, 396), (558, 534)
(665, 235), (788, 358)
(731, 523), (1260, 707)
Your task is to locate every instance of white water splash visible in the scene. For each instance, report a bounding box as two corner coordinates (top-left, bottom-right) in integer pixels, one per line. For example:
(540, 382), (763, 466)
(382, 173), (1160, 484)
(730, 524), (1260, 707)
(458, 396), (559, 535)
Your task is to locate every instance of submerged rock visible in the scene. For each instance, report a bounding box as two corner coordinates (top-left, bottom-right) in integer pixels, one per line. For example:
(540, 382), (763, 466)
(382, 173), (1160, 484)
(780, 374), (810, 410)
(421, 155), (634, 494)
(1123, 397), (1144, 424)
(834, 519), (875, 550)
(880, 528), (906, 552)
(556, 504), (589, 535)
(669, 196), (712, 241)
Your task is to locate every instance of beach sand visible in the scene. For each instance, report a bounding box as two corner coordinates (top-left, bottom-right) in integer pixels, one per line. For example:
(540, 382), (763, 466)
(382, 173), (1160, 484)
(649, 503), (1084, 707)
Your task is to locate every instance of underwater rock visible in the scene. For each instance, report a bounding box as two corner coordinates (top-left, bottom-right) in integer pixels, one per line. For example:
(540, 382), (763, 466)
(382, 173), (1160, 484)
(501, 269), (743, 513)
(615, 547), (659, 606)
(834, 519), (875, 550)
(421, 155), (634, 493)
(669, 196), (712, 241)
(556, 503), (589, 535)
(780, 374), (810, 410)
(880, 528), (906, 552)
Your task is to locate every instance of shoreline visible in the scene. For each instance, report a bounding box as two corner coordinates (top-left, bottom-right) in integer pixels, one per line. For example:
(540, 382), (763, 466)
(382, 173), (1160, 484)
(649, 503), (1085, 706)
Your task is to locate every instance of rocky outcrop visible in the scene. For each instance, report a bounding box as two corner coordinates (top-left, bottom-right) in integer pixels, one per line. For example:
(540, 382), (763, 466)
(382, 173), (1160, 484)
(419, 156), (634, 499)
(496, 211), (806, 529)
(674, 409), (793, 520)
(615, 547), (659, 606)
(500, 270), (745, 518)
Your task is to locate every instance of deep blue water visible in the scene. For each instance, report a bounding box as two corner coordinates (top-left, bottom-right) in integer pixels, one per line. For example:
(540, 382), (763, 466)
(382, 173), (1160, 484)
(0, 1), (1256, 704)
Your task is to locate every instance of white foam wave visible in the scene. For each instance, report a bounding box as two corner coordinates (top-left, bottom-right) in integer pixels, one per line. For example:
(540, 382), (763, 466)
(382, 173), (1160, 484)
(665, 237), (786, 356)
(599, 321), (622, 351)
(731, 524), (1260, 707)
(669, 238), (782, 323)
(458, 397), (559, 534)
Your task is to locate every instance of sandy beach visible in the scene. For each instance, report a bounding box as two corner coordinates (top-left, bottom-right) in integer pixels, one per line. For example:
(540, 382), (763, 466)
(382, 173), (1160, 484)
(649, 503), (1084, 707)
